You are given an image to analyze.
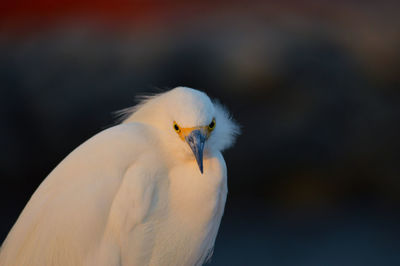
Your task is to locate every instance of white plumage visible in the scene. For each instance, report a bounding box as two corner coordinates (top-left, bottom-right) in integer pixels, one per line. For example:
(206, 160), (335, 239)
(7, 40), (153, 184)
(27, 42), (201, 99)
(0, 87), (239, 266)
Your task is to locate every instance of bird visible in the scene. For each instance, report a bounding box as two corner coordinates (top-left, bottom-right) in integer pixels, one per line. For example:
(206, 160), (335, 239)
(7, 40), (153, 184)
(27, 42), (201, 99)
(0, 86), (239, 266)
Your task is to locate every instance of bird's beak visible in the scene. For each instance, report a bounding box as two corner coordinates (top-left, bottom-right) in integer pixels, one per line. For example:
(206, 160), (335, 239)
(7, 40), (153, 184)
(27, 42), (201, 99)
(185, 129), (206, 174)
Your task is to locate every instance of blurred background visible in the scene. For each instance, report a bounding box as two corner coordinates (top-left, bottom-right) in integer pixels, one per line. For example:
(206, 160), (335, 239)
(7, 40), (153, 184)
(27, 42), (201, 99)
(1, 1), (400, 265)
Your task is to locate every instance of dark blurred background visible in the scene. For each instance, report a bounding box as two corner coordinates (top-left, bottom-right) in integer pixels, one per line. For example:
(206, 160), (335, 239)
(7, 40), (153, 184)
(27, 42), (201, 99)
(1, 1), (400, 265)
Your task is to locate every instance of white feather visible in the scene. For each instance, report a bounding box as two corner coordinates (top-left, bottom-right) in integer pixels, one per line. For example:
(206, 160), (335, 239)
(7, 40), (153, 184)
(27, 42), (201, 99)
(0, 87), (238, 266)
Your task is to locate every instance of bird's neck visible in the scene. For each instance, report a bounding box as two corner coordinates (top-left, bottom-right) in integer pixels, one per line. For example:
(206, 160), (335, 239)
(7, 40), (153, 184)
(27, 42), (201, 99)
(167, 153), (226, 227)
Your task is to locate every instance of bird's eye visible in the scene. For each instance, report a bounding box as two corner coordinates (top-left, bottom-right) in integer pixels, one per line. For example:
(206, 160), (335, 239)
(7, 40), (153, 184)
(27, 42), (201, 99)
(208, 118), (216, 131)
(173, 122), (181, 133)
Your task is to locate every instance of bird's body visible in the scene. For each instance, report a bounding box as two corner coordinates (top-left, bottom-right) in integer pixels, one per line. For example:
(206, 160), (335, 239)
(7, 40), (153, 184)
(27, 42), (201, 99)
(0, 87), (238, 266)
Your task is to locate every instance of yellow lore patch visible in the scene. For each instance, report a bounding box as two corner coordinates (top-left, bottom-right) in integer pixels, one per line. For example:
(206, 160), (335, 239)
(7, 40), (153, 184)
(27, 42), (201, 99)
(173, 118), (216, 140)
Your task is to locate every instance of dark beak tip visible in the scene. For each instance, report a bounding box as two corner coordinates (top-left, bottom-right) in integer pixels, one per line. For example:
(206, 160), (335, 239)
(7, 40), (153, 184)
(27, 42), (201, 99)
(196, 157), (204, 174)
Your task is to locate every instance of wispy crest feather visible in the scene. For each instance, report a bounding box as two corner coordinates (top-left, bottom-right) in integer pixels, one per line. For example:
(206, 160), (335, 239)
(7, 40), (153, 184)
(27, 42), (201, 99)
(208, 100), (240, 151)
(114, 94), (159, 124)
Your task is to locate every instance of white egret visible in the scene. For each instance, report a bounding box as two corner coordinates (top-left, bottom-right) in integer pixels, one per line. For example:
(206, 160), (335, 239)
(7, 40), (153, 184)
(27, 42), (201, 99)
(0, 87), (239, 266)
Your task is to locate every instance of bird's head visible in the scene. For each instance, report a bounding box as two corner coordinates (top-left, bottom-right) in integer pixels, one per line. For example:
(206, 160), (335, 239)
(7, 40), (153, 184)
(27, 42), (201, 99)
(120, 87), (240, 174)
